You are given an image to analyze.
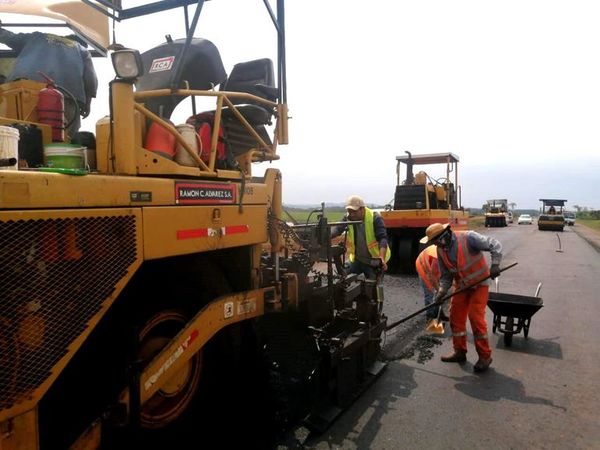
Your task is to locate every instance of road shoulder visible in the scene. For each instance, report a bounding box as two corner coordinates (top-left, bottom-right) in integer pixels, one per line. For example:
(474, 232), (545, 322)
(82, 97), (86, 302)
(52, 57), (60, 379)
(571, 223), (600, 253)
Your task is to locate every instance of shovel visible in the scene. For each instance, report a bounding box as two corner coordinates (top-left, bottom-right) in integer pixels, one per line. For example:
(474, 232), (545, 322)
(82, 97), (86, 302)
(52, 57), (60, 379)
(425, 307), (445, 335)
(386, 262), (518, 332)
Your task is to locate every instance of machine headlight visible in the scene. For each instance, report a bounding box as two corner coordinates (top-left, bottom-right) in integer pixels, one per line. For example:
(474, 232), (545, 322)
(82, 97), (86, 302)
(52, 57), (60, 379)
(111, 50), (144, 80)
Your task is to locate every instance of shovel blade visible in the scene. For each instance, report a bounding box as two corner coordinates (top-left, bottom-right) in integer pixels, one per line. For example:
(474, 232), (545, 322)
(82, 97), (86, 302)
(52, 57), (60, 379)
(426, 319), (445, 335)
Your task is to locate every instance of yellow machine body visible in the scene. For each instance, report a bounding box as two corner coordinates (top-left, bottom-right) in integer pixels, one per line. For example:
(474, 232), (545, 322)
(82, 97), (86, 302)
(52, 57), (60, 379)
(538, 198), (567, 231)
(0, 12), (290, 446)
(0, 3), (387, 448)
(380, 152), (468, 272)
(484, 198), (508, 227)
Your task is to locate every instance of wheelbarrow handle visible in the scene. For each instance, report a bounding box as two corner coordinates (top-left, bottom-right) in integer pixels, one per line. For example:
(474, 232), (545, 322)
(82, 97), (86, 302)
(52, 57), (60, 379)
(385, 262), (518, 332)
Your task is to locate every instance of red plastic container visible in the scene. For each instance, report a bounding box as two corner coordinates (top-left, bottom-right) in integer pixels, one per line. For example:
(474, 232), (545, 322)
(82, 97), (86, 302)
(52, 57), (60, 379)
(145, 122), (176, 160)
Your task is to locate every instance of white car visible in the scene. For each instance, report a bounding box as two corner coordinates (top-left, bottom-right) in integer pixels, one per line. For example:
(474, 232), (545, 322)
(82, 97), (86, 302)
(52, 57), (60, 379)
(518, 214), (533, 225)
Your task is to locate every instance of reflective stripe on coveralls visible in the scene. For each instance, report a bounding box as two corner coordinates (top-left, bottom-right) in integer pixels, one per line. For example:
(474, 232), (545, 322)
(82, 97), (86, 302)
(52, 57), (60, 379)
(347, 208), (391, 263)
(439, 231), (492, 359)
(415, 245), (440, 292)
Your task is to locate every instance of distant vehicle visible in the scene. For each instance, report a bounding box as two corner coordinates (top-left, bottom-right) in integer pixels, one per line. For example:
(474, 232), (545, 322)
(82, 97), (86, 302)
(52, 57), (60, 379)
(484, 199), (508, 227)
(538, 199), (567, 231)
(518, 214), (533, 225)
(564, 211), (576, 226)
(507, 211), (514, 223)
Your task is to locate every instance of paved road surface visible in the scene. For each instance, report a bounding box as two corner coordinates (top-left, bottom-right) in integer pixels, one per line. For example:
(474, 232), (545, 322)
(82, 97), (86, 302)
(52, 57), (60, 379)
(295, 224), (600, 450)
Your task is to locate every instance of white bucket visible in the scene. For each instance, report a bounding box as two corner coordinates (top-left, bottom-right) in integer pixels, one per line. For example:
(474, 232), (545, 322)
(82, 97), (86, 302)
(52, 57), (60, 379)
(0, 125), (20, 170)
(174, 124), (201, 167)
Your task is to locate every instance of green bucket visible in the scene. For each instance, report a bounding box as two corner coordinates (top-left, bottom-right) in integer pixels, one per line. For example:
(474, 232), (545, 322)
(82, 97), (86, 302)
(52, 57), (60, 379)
(44, 144), (85, 169)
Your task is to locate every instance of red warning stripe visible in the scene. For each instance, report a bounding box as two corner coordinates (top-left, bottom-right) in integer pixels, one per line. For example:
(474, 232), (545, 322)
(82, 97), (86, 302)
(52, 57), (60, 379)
(177, 228), (211, 240)
(223, 225), (250, 235)
(177, 225), (249, 240)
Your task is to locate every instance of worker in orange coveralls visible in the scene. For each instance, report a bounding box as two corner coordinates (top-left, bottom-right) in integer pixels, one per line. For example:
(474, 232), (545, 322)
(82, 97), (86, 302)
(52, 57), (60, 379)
(420, 223), (502, 373)
(415, 245), (449, 331)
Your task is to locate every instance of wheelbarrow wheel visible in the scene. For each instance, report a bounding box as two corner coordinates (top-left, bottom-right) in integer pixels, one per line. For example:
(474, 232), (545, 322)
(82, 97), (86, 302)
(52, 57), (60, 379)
(503, 317), (514, 346)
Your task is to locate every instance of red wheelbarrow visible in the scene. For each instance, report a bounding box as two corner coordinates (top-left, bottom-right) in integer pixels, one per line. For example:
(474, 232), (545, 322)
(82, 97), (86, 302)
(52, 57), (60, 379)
(488, 281), (543, 347)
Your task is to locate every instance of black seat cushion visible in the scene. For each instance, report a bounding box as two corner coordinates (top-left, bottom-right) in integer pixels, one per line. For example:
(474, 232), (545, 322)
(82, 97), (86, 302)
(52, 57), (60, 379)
(221, 104), (271, 126)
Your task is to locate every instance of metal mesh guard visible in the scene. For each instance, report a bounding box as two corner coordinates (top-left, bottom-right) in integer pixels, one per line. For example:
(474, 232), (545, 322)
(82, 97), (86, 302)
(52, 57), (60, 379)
(0, 215), (137, 412)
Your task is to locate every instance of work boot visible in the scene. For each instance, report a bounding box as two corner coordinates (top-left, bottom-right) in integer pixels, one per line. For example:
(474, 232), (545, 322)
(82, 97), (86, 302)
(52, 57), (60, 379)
(473, 357), (493, 373)
(441, 350), (467, 363)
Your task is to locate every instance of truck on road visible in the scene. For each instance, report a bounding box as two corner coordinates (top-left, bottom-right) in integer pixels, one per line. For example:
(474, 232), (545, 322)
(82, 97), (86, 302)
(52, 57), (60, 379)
(563, 211), (576, 226)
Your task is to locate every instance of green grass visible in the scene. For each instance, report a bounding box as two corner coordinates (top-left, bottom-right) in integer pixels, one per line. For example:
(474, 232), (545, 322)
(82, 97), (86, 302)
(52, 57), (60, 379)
(284, 209), (345, 224)
(578, 219), (600, 232)
(286, 211), (490, 233)
(287, 211), (490, 229)
(469, 215), (486, 230)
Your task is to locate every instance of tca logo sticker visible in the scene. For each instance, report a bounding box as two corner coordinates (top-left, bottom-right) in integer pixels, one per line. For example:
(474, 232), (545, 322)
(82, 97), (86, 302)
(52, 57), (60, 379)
(149, 56), (175, 73)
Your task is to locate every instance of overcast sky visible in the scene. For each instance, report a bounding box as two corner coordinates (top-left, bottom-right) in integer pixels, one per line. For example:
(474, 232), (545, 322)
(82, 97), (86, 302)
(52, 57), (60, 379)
(6, 1), (599, 210)
(275, 0), (600, 210)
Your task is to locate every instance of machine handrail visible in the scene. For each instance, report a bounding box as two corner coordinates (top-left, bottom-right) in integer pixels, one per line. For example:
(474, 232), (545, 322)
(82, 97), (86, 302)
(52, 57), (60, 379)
(132, 88), (281, 170)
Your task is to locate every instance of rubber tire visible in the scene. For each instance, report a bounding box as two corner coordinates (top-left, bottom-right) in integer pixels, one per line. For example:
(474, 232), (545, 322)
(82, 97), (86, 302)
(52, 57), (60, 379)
(134, 259), (233, 448)
(396, 236), (415, 273)
(503, 317), (514, 346)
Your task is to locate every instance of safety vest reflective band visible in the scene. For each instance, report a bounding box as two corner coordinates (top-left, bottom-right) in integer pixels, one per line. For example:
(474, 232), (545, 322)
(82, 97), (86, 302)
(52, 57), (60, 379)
(452, 331), (467, 337)
(439, 231), (490, 289)
(415, 245), (440, 291)
(347, 208), (391, 263)
(474, 334), (488, 340)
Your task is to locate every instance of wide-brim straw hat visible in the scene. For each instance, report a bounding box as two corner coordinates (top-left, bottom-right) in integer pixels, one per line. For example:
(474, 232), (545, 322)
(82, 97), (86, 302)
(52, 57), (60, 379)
(420, 223), (451, 244)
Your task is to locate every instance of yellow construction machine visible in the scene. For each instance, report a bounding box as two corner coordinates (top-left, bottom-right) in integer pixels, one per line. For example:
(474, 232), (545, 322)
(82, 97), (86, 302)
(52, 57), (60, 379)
(484, 198), (508, 227)
(0, 2), (387, 448)
(538, 198), (566, 231)
(380, 152), (469, 272)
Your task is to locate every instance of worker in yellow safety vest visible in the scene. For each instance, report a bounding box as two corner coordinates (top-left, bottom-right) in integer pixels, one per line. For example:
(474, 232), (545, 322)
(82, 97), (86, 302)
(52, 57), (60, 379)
(333, 195), (391, 280)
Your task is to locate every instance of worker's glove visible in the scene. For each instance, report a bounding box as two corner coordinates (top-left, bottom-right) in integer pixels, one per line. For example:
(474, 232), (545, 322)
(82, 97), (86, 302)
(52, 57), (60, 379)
(433, 288), (448, 305)
(380, 257), (388, 272)
(490, 263), (501, 279)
